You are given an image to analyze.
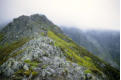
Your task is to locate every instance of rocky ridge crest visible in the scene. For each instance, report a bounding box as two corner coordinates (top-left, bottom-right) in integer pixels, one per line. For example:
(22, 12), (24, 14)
(0, 14), (119, 80)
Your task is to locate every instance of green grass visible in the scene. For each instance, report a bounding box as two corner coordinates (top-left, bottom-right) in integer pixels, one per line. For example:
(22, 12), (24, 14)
(84, 69), (92, 74)
(84, 56), (92, 61)
(41, 32), (45, 36)
(10, 48), (27, 58)
(0, 38), (30, 65)
(47, 30), (120, 80)
(24, 70), (38, 76)
(47, 30), (102, 74)
(14, 60), (40, 77)
(15, 69), (38, 77)
(24, 59), (39, 68)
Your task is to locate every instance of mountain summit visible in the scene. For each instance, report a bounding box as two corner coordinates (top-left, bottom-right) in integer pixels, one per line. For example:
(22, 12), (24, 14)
(0, 14), (119, 80)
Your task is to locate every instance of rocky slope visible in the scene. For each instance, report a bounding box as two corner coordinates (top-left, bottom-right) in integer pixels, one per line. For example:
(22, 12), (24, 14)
(0, 14), (119, 80)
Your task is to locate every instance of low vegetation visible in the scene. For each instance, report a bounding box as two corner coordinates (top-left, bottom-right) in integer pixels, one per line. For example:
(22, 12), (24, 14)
(0, 37), (30, 65)
(47, 30), (102, 75)
(0, 33), (4, 42)
(47, 29), (120, 80)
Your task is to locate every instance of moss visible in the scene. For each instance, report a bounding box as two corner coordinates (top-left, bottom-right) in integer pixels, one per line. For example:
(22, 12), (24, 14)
(42, 64), (47, 69)
(84, 69), (92, 74)
(24, 60), (39, 68)
(16, 69), (24, 74)
(15, 69), (25, 77)
(24, 59), (31, 63)
(24, 69), (38, 77)
(84, 56), (92, 61)
(32, 71), (38, 76)
(11, 48), (27, 57)
(24, 59), (40, 72)
(16, 69), (38, 76)
(24, 70), (31, 76)
(15, 68), (38, 78)
(41, 32), (45, 36)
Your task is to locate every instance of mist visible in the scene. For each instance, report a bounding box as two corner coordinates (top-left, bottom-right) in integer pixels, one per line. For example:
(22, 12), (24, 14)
(0, 0), (120, 30)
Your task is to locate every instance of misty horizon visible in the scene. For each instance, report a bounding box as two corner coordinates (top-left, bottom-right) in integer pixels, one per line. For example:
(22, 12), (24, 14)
(0, 0), (120, 30)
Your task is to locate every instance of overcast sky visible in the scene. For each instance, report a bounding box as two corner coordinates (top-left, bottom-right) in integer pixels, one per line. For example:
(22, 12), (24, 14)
(0, 0), (120, 30)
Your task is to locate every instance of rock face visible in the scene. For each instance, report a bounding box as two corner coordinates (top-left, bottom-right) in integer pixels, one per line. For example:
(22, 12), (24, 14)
(0, 14), (119, 80)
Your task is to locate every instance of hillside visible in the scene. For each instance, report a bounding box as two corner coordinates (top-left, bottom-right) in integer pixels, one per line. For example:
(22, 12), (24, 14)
(61, 27), (120, 69)
(0, 14), (119, 80)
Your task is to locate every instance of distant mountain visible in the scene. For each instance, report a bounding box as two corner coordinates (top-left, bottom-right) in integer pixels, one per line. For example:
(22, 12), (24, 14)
(61, 27), (120, 69)
(0, 14), (119, 80)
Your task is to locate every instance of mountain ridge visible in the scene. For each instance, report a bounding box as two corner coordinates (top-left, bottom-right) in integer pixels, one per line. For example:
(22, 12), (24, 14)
(61, 27), (120, 69)
(0, 14), (119, 80)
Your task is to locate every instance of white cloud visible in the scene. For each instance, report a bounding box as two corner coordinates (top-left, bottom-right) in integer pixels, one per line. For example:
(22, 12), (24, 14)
(0, 0), (120, 30)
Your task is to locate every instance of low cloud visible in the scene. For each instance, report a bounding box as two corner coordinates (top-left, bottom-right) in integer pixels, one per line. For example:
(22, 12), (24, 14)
(0, 0), (120, 30)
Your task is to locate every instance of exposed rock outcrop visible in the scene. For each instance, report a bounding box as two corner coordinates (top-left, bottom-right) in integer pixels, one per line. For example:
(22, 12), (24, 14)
(0, 14), (119, 80)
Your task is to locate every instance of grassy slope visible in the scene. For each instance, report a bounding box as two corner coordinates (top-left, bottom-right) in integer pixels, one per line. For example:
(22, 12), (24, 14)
(0, 37), (30, 65)
(47, 30), (120, 80)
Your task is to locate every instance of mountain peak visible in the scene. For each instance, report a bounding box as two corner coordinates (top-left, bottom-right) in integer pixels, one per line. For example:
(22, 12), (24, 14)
(0, 14), (119, 80)
(0, 14), (62, 44)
